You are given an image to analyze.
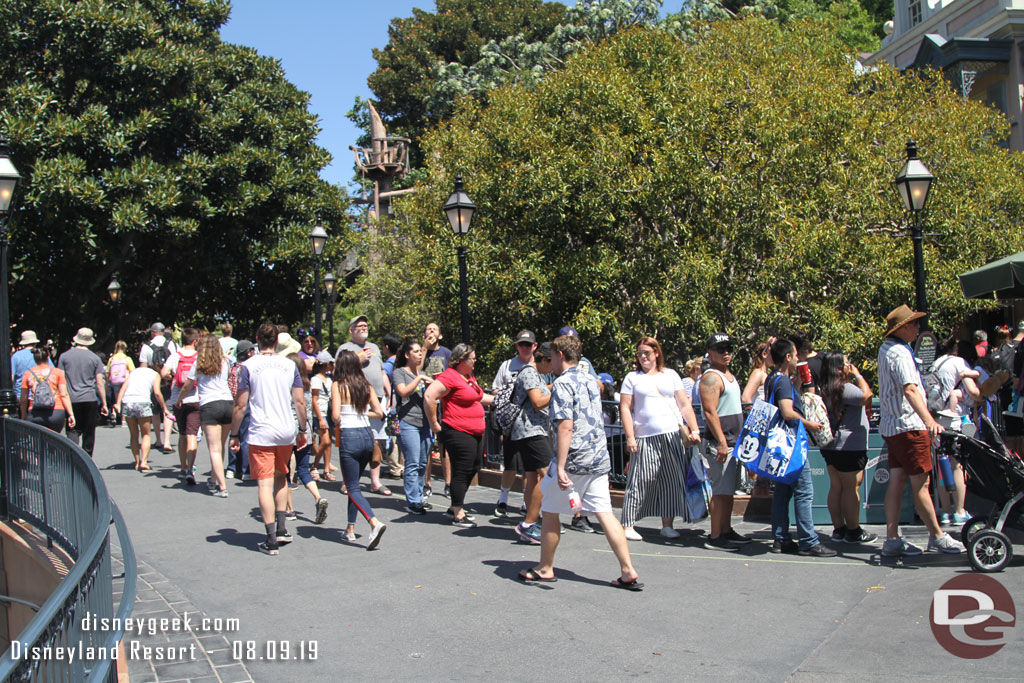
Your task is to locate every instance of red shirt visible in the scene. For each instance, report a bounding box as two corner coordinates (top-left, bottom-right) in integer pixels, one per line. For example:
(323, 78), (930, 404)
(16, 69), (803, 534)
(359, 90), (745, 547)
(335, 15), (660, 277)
(437, 368), (486, 435)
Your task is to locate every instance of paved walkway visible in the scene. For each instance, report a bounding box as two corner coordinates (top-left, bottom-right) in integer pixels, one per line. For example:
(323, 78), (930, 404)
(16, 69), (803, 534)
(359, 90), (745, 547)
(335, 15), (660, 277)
(90, 426), (1023, 682)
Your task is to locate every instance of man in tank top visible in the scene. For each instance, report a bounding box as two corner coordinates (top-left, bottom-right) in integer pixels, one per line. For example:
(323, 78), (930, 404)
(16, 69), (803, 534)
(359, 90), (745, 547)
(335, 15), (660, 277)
(698, 332), (750, 552)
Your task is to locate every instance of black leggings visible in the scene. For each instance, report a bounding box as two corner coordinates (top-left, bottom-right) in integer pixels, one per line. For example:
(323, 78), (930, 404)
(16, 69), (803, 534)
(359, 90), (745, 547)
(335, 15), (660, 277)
(440, 425), (483, 508)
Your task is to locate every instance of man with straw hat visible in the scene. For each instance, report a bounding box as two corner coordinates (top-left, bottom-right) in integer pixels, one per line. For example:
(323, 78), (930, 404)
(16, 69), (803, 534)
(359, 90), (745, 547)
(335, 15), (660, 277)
(11, 330), (50, 400)
(58, 327), (108, 456)
(876, 305), (964, 556)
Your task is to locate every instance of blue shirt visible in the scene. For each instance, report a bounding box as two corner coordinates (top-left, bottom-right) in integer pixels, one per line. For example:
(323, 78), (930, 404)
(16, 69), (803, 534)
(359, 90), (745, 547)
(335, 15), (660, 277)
(12, 348), (52, 398)
(550, 365), (610, 475)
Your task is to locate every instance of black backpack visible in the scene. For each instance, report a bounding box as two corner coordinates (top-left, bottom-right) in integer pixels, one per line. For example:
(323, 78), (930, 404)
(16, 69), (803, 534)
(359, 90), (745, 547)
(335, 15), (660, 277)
(147, 340), (173, 368)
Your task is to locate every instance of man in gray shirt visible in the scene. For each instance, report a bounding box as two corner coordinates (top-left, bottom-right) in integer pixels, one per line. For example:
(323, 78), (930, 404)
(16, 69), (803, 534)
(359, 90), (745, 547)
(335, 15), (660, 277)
(336, 315), (391, 496)
(58, 327), (108, 456)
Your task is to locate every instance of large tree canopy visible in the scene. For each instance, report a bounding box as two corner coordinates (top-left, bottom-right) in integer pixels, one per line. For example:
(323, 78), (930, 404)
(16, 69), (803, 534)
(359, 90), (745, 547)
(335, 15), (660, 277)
(0, 0), (348, 346)
(349, 17), (1024, 380)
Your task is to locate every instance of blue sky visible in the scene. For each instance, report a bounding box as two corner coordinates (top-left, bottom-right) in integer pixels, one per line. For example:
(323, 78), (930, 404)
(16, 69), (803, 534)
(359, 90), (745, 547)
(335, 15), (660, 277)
(219, 1), (685, 188)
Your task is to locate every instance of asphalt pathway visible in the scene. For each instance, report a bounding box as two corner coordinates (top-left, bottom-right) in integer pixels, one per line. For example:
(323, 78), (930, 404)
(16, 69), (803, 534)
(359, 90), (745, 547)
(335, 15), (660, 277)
(90, 426), (1023, 682)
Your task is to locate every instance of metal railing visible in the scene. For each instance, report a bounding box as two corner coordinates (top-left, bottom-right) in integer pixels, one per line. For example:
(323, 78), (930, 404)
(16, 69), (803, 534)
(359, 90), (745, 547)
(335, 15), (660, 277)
(0, 417), (137, 682)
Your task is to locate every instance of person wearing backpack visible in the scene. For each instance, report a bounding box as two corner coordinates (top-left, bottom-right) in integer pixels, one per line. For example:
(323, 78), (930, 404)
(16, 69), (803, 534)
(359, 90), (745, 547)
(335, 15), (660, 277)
(58, 327), (108, 456)
(140, 322), (178, 452)
(19, 345), (75, 432)
(491, 329), (537, 517)
(164, 328), (200, 484)
(106, 340), (135, 426)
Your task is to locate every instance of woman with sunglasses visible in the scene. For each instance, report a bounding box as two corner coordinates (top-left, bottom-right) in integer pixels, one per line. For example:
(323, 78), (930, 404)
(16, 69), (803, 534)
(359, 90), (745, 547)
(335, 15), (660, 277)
(619, 337), (701, 541)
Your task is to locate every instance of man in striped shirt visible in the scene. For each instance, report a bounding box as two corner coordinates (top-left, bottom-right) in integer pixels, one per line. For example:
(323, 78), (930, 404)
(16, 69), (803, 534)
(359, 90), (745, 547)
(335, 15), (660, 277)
(877, 305), (965, 556)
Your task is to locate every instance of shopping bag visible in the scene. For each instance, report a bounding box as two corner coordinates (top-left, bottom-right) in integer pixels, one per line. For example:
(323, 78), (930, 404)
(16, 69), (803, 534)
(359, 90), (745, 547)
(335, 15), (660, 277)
(684, 450), (712, 520)
(730, 377), (808, 484)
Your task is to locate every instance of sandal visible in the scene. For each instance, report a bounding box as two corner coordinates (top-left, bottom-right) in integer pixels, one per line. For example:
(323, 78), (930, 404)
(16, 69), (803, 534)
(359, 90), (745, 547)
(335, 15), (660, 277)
(311, 469), (320, 481)
(140, 465), (151, 471)
(322, 472), (337, 482)
(610, 577), (644, 591)
(519, 568), (557, 583)
(370, 486), (392, 496)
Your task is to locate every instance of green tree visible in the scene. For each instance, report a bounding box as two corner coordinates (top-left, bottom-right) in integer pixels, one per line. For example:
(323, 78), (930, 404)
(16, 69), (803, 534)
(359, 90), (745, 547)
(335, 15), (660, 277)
(348, 18), (1024, 381)
(0, 0), (347, 347)
(362, 0), (568, 167)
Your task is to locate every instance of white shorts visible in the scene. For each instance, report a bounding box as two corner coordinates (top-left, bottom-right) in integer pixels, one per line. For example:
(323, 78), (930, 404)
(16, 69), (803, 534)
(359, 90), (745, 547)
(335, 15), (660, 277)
(540, 471), (613, 515)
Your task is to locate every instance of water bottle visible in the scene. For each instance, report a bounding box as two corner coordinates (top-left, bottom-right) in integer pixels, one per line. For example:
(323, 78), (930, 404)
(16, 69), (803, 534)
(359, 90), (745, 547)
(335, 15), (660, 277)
(568, 486), (582, 513)
(936, 452), (956, 492)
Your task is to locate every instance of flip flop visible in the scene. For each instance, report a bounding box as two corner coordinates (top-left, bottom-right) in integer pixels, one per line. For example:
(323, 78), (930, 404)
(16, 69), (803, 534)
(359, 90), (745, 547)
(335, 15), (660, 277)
(610, 577), (644, 591)
(518, 569), (557, 583)
(370, 486), (392, 496)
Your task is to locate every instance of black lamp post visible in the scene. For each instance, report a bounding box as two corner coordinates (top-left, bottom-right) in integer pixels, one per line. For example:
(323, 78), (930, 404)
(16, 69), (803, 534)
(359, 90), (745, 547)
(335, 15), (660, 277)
(108, 278), (122, 341)
(309, 223), (328, 340)
(0, 141), (22, 416)
(324, 271), (337, 350)
(893, 140), (935, 326)
(443, 175), (476, 344)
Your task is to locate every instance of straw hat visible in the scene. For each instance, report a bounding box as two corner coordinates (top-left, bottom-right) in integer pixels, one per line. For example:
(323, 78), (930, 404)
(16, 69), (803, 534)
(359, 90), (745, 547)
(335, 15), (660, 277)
(275, 332), (301, 356)
(73, 327), (96, 346)
(19, 330), (39, 346)
(883, 305), (926, 337)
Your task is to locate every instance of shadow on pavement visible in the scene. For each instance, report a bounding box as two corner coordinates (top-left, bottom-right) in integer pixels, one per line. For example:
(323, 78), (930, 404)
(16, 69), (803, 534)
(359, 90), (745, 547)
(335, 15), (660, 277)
(205, 528), (267, 553)
(482, 559), (612, 589)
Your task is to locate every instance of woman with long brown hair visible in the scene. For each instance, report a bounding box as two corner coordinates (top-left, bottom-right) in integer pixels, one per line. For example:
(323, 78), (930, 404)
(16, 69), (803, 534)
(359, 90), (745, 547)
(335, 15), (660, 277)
(179, 335), (233, 497)
(331, 350), (387, 549)
(619, 337), (701, 541)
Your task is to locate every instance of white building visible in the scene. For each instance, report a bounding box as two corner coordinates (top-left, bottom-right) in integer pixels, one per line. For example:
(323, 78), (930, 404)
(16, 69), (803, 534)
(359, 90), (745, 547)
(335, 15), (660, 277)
(869, 0), (1024, 149)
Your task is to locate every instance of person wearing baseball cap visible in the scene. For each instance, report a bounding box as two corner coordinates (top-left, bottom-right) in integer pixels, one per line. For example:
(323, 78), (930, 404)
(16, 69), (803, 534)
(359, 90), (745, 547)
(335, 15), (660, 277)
(492, 329), (539, 517)
(11, 330), (51, 400)
(877, 305), (964, 556)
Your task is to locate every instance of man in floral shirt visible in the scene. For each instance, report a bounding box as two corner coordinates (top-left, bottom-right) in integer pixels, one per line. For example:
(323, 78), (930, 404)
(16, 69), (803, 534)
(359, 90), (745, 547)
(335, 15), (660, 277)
(518, 334), (643, 591)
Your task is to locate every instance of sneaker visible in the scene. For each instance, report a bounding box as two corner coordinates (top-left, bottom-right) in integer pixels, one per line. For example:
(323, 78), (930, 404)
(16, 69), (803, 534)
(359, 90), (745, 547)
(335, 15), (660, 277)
(421, 501), (433, 511)
(285, 511), (297, 522)
(938, 512), (952, 525)
(771, 540), (799, 554)
(843, 528), (878, 545)
(928, 533), (966, 554)
(444, 509), (475, 522)
(314, 497), (329, 524)
(443, 484), (451, 498)
(212, 489), (229, 498)
(241, 473), (251, 481)
(881, 537), (923, 557)
(516, 522), (542, 544)
(258, 541), (279, 556)
(404, 503), (427, 516)
(831, 526), (847, 542)
(343, 530), (357, 542)
(495, 502), (509, 518)
(952, 511), (972, 525)
(276, 532), (293, 545)
(225, 470), (235, 479)
(723, 529), (751, 545)
(704, 536), (740, 552)
(452, 516), (477, 528)
(624, 528), (643, 541)
(571, 516), (596, 534)
(185, 470), (196, 486)
(799, 543), (837, 557)
(366, 523), (387, 550)
(207, 479), (218, 492)
(659, 527), (680, 539)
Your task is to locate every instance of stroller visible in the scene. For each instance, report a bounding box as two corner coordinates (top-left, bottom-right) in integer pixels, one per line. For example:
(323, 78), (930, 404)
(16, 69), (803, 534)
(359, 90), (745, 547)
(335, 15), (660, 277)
(937, 415), (1024, 572)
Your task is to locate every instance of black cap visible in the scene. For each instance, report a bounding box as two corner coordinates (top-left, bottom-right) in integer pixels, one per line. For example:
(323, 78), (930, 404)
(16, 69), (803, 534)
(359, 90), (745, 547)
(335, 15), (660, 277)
(706, 332), (732, 350)
(537, 342), (551, 358)
(515, 329), (536, 344)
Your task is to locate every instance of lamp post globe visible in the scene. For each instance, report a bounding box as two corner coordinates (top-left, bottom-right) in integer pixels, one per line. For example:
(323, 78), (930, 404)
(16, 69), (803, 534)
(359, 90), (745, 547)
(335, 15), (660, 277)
(309, 223), (328, 341)
(444, 175), (475, 343)
(893, 140), (934, 327)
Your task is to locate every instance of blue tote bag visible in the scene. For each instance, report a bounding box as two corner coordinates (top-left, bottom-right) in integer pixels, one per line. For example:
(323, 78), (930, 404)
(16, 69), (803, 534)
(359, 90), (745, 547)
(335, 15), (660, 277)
(730, 375), (808, 485)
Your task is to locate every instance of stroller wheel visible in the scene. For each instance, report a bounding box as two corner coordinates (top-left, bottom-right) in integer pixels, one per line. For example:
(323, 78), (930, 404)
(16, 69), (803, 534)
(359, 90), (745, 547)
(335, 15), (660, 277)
(968, 530), (1013, 573)
(960, 516), (989, 546)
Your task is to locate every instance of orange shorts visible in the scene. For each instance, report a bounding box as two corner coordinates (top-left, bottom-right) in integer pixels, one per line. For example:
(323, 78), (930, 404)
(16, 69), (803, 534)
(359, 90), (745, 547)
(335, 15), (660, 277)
(884, 430), (933, 476)
(249, 444), (292, 480)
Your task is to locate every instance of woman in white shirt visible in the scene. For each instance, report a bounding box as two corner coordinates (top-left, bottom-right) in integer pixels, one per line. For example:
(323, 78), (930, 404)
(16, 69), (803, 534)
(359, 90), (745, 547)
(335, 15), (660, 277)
(114, 360), (168, 471)
(619, 337), (701, 540)
(179, 335), (233, 498)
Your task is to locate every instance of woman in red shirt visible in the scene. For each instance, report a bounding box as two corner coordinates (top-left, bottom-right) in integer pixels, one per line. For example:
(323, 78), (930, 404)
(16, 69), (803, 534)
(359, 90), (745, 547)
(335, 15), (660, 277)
(20, 346), (76, 432)
(424, 344), (494, 528)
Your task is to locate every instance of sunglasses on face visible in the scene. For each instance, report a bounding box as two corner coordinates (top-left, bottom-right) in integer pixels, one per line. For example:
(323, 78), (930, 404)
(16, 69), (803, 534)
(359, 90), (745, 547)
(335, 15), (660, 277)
(637, 351), (655, 359)
(713, 346), (733, 354)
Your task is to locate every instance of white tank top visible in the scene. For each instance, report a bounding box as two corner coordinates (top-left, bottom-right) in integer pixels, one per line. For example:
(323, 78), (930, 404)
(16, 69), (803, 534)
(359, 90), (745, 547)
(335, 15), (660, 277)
(337, 402), (370, 429)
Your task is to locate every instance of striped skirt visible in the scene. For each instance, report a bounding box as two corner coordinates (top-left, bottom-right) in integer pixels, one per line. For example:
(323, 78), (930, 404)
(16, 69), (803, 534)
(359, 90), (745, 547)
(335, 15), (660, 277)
(620, 430), (690, 527)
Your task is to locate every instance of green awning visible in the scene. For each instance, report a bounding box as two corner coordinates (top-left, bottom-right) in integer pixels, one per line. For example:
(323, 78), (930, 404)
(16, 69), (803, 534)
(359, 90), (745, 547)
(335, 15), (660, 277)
(959, 252), (1024, 299)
